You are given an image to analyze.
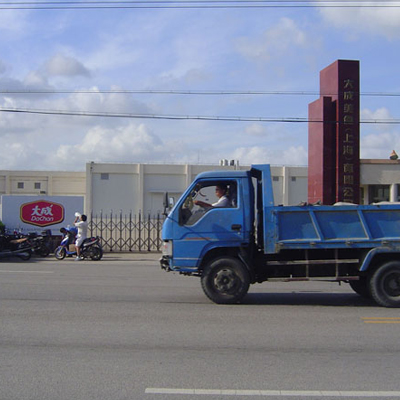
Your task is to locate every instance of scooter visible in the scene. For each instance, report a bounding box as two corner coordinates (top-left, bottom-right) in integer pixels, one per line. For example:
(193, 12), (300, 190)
(54, 227), (103, 261)
(0, 233), (32, 260)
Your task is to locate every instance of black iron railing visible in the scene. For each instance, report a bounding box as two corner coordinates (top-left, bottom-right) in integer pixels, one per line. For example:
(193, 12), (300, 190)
(89, 212), (164, 252)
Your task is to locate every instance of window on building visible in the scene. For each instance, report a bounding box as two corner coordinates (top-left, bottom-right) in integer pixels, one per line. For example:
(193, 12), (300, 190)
(273, 176), (279, 182)
(101, 173), (109, 180)
(34, 182), (41, 189)
(369, 185), (390, 203)
(17, 182), (24, 189)
(291, 177), (297, 182)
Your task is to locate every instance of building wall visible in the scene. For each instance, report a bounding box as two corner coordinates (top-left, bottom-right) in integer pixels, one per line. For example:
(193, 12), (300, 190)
(360, 159), (400, 203)
(0, 170), (86, 198)
(86, 162), (310, 215)
(1, 160), (399, 219)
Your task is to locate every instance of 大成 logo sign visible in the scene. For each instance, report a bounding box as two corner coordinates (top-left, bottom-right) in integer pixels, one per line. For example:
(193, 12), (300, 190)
(20, 200), (65, 227)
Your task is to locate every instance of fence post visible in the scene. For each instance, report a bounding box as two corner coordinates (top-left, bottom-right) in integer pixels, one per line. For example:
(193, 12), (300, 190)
(100, 211), (104, 251)
(138, 212), (142, 251)
(129, 211), (133, 252)
(147, 214), (150, 252)
(156, 213), (161, 251)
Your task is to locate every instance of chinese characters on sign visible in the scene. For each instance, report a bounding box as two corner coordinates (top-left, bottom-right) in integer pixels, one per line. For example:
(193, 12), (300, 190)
(20, 200), (65, 227)
(339, 77), (359, 203)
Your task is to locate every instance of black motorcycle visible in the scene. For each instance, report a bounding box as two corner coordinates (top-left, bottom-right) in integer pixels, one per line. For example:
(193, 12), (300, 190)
(26, 231), (51, 257)
(0, 233), (32, 260)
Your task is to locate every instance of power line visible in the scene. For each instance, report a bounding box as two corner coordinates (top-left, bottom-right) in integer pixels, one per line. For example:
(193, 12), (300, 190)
(1, 107), (399, 124)
(0, 0), (399, 9)
(1, 89), (400, 97)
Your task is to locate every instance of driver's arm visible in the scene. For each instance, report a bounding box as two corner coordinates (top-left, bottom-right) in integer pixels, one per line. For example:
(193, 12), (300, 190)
(194, 200), (212, 208)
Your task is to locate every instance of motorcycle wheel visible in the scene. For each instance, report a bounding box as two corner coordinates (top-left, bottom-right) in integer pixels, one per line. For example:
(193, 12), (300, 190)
(38, 245), (50, 257)
(18, 251), (31, 261)
(90, 245), (103, 261)
(55, 246), (66, 260)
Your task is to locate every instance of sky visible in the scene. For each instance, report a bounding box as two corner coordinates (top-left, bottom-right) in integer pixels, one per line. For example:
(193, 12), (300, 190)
(0, 0), (400, 171)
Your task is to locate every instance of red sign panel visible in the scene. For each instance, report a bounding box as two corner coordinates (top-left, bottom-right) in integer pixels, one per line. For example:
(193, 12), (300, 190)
(20, 200), (65, 227)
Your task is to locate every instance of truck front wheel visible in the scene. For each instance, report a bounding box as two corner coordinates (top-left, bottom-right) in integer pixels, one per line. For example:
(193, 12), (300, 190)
(369, 261), (400, 307)
(201, 257), (250, 304)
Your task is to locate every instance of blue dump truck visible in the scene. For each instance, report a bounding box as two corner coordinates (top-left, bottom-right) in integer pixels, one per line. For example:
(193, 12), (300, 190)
(160, 164), (400, 307)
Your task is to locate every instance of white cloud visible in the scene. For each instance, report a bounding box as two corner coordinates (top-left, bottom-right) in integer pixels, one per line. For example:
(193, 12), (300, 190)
(0, 60), (6, 74)
(49, 123), (166, 168)
(44, 54), (91, 78)
(361, 131), (400, 159)
(231, 145), (307, 166)
(361, 107), (392, 124)
(0, 10), (29, 35)
(360, 107), (400, 158)
(318, 0), (400, 39)
(23, 71), (51, 89)
(235, 17), (309, 61)
(245, 123), (269, 137)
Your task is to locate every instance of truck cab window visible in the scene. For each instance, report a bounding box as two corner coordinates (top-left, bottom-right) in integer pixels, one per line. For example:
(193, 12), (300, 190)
(179, 181), (237, 226)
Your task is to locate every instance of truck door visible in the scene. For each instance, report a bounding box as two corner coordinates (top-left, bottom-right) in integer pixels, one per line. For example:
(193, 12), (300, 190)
(173, 179), (245, 269)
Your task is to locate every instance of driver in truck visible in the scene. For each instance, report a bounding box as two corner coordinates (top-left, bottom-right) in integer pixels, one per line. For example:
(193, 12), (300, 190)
(194, 184), (230, 208)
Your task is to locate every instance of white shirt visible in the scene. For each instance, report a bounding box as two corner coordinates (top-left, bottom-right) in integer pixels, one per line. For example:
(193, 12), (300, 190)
(74, 220), (88, 239)
(212, 195), (230, 208)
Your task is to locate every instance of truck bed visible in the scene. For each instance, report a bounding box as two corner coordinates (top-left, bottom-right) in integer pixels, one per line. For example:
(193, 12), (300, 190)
(264, 203), (400, 254)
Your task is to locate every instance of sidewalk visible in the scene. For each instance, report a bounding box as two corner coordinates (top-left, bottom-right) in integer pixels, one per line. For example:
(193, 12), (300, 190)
(97, 251), (161, 261)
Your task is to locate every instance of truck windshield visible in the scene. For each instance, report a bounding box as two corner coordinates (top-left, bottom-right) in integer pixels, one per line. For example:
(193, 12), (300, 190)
(179, 180), (237, 226)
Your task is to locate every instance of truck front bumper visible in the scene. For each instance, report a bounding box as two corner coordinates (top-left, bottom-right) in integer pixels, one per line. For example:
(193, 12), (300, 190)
(160, 255), (172, 271)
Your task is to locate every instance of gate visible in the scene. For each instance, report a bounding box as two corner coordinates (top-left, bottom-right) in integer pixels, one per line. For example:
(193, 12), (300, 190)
(89, 212), (164, 252)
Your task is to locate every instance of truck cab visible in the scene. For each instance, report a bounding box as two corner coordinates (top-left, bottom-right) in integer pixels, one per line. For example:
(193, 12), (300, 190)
(161, 170), (254, 273)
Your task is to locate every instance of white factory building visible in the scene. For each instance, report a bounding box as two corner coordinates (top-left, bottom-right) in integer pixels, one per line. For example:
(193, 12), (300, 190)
(0, 159), (399, 218)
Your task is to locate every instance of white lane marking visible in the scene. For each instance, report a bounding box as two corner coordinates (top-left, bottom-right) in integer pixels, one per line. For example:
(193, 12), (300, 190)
(145, 388), (400, 397)
(0, 270), (54, 274)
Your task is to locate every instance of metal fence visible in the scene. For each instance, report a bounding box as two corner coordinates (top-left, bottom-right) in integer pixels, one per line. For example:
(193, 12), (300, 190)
(89, 212), (165, 252)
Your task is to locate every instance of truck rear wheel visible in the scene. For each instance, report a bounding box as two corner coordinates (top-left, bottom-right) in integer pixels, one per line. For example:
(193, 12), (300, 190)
(369, 262), (400, 307)
(201, 257), (250, 304)
(349, 278), (371, 299)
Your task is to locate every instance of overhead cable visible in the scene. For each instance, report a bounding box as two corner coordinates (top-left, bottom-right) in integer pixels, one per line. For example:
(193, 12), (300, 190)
(1, 89), (400, 97)
(0, 0), (399, 9)
(0, 107), (399, 124)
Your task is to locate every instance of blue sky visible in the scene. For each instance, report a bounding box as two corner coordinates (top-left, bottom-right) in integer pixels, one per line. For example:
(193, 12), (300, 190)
(0, 1), (400, 170)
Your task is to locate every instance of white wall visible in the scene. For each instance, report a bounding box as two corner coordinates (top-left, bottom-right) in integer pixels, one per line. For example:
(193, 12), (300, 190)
(0, 170), (86, 197)
(87, 162), (309, 215)
(3, 160), (397, 219)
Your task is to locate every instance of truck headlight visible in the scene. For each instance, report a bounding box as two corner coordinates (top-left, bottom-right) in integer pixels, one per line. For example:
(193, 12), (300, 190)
(162, 241), (173, 257)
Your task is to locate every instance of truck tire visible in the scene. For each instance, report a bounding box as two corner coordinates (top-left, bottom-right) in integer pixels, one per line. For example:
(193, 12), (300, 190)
(201, 257), (250, 304)
(349, 278), (371, 299)
(369, 262), (400, 307)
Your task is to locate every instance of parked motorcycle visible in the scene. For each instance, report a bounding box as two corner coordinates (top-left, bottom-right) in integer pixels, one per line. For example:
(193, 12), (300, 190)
(25, 231), (51, 257)
(0, 233), (32, 260)
(54, 227), (103, 261)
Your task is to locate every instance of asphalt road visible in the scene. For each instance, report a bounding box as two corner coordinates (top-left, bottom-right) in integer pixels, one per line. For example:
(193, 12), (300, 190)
(1, 253), (400, 400)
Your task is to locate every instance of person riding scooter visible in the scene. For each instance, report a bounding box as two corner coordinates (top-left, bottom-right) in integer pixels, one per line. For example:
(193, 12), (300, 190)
(74, 213), (88, 261)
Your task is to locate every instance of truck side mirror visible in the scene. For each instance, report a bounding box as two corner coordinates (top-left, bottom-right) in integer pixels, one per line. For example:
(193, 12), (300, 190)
(163, 193), (175, 216)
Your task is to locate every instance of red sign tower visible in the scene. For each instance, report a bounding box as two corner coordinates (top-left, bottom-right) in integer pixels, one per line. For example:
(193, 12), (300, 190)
(308, 60), (360, 204)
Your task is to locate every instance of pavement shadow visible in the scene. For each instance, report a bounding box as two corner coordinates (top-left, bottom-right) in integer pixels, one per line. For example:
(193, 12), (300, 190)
(242, 292), (377, 307)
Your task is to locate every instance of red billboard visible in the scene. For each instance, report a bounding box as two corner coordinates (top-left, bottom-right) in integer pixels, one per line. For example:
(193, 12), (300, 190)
(20, 200), (65, 227)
